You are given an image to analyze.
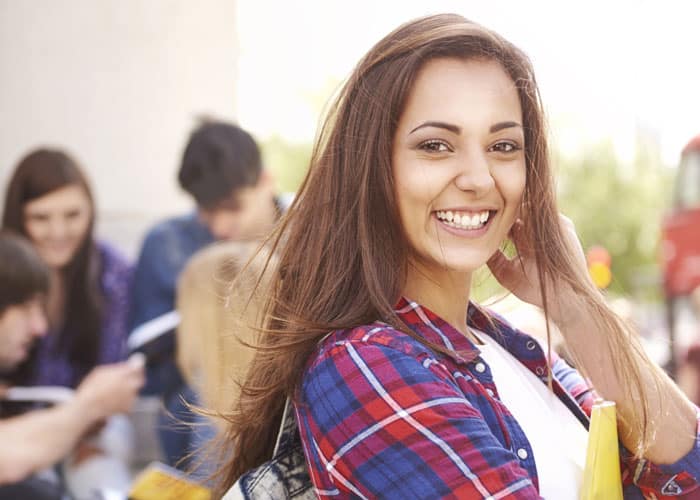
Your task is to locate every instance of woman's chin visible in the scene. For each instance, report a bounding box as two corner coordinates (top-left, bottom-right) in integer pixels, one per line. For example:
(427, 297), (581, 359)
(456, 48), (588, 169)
(438, 251), (493, 275)
(41, 251), (74, 269)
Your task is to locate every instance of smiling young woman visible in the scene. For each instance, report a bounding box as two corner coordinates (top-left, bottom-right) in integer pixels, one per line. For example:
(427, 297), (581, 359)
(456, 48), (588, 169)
(2, 149), (132, 389)
(215, 14), (700, 499)
(392, 58), (527, 339)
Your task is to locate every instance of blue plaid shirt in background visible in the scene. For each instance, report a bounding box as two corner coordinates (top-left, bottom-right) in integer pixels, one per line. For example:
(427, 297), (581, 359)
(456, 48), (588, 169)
(295, 298), (700, 499)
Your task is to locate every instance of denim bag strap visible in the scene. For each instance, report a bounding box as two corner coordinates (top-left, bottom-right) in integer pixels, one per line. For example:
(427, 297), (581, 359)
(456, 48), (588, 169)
(223, 398), (315, 500)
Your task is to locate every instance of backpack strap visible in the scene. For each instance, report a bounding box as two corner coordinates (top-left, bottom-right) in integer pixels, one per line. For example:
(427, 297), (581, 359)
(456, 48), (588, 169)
(272, 397), (292, 459)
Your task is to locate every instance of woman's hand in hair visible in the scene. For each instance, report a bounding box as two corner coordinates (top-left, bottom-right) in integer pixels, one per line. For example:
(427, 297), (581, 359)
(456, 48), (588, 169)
(487, 214), (590, 325)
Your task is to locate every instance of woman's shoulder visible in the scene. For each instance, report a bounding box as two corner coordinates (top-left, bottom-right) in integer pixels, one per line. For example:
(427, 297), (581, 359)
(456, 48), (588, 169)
(96, 240), (131, 268)
(95, 240), (133, 290)
(308, 322), (436, 372)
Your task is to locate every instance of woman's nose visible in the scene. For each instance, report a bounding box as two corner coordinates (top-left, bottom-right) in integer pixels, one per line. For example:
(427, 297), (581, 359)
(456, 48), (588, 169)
(454, 150), (495, 195)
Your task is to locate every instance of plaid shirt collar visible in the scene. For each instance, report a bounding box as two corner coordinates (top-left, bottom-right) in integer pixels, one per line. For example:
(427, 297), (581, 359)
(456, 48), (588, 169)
(395, 296), (542, 363)
(394, 296), (587, 426)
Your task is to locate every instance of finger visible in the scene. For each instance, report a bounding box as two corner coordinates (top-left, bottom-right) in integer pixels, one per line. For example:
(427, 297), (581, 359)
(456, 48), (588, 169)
(127, 352), (146, 370)
(557, 213), (586, 263)
(509, 218), (535, 257)
(558, 213), (574, 229)
(487, 250), (521, 291)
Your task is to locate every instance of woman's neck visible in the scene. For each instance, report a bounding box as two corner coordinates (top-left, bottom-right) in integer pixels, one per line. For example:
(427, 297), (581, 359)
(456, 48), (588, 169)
(402, 263), (473, 338)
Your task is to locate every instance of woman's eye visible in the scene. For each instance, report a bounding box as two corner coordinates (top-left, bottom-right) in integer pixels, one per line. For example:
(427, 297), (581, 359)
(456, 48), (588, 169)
(418, 140), (451, 153)
(490, 141), (521, 153)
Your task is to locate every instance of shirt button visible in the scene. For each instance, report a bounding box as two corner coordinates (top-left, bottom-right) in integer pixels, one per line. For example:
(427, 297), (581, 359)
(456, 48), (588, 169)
(475, 362), (486, 373)
(517, 448), (528, 460)
(486, 388), (494, 397)
(526, 340), (537, 351)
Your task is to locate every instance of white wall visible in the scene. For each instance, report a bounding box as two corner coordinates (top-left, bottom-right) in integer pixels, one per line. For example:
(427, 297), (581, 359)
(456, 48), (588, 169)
(0, 0), (238, 257)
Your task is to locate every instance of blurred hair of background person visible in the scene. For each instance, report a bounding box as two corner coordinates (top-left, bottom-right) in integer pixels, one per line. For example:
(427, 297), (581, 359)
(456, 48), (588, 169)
(176, 241), (276, 428)
(1, 148), (133, 390)
(0, 232), (144, 499)
(129, 120), (289, 470)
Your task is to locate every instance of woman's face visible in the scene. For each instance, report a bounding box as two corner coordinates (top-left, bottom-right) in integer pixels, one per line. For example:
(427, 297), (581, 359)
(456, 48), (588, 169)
(392, 57), (526, 282)
(23, 184), (92, 269)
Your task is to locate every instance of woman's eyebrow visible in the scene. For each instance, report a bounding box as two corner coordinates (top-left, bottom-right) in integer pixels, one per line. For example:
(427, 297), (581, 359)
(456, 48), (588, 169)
(490, 121), (522, 133)
(408, 120), (523, 135)
(409, 121), (461, 135)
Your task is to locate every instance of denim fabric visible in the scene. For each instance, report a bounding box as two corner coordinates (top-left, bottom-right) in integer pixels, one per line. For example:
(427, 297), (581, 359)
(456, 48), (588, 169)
(129, 213), (214, 337)
(129, 213), (215, 468)
(224, 400), (314, 500)
(158, 383), (217, 478)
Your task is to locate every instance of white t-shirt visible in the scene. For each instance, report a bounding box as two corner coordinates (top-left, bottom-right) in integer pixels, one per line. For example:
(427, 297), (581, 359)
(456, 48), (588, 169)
(475, 331), (589, 499)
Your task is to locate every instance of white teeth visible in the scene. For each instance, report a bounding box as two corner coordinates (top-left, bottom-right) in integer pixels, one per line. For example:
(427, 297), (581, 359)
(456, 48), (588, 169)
(435, 210), (491, 230)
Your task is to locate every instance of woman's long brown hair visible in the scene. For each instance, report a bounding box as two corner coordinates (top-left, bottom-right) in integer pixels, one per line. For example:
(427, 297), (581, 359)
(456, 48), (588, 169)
(214, 13), (657, 494)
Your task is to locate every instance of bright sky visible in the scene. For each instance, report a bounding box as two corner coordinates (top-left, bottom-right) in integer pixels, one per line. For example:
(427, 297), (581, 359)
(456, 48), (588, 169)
(235, 0), (700, 165)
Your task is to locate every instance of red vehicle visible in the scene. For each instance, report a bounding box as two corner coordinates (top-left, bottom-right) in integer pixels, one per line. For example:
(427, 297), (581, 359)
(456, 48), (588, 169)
(661, 134), (700, 376)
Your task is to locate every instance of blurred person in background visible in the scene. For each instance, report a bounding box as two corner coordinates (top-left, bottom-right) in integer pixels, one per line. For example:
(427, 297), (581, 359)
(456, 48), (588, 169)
(130, 120), (288, 470)
(176, 241), (275, 427)
(1, 149), (136, 497)
(2, 148), (133, 389)
(0, 231), (144, 499)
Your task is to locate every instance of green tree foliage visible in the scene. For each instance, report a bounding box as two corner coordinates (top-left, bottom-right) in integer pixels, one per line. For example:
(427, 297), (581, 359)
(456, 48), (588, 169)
(555, 140), (673, 301)
(261, 135), (312, 193)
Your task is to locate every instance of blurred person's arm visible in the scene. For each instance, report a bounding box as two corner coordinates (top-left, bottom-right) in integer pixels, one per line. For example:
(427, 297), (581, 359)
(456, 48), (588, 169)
(0, 359), (144, 485)
(129, 227), (177, 331)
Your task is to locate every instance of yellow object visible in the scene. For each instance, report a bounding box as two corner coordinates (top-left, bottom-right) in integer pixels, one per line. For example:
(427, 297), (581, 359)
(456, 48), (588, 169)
(580, 400), (623, 500)
(588, 262), (612, 289)
(129, 462), (211, 500)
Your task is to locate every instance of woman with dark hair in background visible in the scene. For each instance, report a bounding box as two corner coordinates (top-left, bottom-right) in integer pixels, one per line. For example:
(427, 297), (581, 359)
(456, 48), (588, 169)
(2, 148), (132, 388)
(218, 14), (700, 499)
(2, 149), (133, 498)
(2, 149), (135, 496)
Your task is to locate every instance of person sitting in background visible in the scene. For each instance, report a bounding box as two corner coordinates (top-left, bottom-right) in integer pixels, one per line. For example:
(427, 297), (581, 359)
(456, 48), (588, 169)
(130, 120), (287, 469)
(176, 241), (276, 428)
(0, 232), (144, 498)
(2, 148), (133, 389)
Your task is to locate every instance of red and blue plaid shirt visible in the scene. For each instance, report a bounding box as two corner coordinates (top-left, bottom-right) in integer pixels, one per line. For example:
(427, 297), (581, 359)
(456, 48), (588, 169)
(295, 298), (700, 499)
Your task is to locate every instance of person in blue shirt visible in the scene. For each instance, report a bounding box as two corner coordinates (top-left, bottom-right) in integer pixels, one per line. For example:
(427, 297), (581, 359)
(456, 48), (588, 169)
(130, 120), (286, 470)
